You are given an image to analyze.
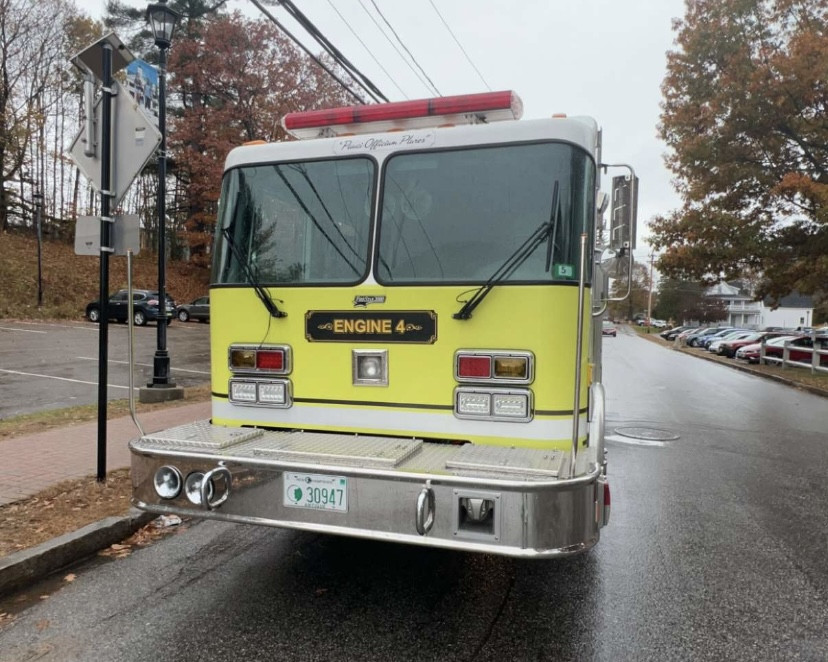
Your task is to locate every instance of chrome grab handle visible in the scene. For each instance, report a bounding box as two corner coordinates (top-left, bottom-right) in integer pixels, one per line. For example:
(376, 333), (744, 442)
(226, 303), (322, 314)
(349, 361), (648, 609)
(201, 466), (231, 510)
(415, 480), (435, 535)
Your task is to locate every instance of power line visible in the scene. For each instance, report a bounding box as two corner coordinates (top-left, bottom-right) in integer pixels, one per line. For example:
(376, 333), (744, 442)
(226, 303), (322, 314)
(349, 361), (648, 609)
(278, 0), (390, 103)
(367, 0), (442, 96)
(354, 0), (436, 96)
(248, 0), (368, 105)
(427, 0), (491, 91)
(325, 0), (410, 100)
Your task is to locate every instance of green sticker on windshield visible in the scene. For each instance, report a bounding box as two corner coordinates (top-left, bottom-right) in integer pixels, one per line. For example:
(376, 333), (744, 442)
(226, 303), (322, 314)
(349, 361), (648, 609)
(554, 264), (574, 278)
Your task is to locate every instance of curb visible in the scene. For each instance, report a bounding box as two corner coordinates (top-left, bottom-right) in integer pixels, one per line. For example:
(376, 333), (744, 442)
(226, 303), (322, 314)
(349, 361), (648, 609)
(0, 508), (155, 597)
(648, 335), (828, 399)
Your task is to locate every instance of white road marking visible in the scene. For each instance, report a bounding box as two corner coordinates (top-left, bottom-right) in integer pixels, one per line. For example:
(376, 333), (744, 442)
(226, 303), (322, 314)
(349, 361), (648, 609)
(0, 368), (130, 389)
(7, 320), (94, 330)
(604, 434), (669, 448)
(75, 356), (210, 375)
(0, 326), (47, 334)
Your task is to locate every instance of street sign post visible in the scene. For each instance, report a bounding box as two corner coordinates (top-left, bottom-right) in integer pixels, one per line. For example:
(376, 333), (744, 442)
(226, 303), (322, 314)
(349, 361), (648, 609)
(68, 80), (161, 208)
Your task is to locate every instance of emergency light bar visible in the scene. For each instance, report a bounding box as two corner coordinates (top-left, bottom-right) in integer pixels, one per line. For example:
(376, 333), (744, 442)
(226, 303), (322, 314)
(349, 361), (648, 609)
(282, 90), (523, 139)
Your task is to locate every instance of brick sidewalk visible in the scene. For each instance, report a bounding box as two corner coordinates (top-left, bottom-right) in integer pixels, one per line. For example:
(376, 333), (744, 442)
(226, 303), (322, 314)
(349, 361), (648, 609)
(0, 401), (211, 505)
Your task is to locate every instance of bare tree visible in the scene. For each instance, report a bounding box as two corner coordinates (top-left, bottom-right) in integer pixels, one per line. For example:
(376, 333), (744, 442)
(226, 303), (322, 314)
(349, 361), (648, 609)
(0, 0), (73, 232)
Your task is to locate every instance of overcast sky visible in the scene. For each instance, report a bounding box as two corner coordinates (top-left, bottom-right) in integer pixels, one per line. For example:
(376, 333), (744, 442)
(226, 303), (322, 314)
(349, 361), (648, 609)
(93, 0), (688, 257)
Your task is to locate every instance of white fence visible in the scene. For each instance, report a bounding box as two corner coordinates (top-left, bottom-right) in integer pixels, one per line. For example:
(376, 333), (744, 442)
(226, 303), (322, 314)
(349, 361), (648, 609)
(760, 337), (828, 375)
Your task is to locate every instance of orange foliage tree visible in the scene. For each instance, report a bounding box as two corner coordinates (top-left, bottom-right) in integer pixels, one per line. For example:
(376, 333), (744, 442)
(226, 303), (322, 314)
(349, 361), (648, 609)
(168, 11), (352, 266)
(652, 0), (828, 305)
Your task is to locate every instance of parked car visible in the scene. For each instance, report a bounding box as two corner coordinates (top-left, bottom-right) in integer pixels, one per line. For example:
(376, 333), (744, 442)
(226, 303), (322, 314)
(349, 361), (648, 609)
(763, 334), (828, 367)
(602, 320), (617, 337)
(686, 326), (729, 347)
(736, 335), (799, 363)
(711, 331), (759, 355)
(721, 331), (791, 358)
(85, 289), (176, 326)
(701, 328), (748, 350)
(661, 325), (692, 340)
(176, 296), (210, 323)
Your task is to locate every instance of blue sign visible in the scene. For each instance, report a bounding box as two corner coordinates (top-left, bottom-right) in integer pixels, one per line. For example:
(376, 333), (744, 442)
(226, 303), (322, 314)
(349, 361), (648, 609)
(125, 59), (159, 125)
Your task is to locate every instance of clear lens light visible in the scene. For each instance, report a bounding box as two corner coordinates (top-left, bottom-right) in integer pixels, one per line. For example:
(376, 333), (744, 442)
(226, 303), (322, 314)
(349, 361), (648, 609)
(457, 392), (491, 415)
(358, 357), (382, 379)
(494, 357), (528, 379)
(153, 466), (182, 499)
(258, 382), (286, 404)
(230, 349), (256, 369)
(493, 393), (528, 417)
(184, 472), (213, 505)
(230, 381), (257, 402)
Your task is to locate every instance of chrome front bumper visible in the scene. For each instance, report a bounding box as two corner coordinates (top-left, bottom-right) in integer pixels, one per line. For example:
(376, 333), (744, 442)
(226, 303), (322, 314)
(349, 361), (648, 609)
(130, 422), (607, 558)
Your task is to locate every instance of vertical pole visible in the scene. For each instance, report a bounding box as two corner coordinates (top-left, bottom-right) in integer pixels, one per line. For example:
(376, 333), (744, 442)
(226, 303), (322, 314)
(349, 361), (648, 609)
(570, 233), (588, 478)
(97, 42), (114, 483)
(151, 44), (173, 388)
(646, 252), (654, 333)
(35, 193), (43, 306)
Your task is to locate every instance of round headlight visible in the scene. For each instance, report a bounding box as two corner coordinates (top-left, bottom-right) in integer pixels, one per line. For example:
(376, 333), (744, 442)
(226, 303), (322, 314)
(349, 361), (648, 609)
(184, 471), (214, 505)
(153, 466), (182, 499)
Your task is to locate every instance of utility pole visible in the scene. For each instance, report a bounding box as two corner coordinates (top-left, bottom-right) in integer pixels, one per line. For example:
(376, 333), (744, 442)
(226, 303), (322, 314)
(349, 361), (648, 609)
(646, 252), (655, 333)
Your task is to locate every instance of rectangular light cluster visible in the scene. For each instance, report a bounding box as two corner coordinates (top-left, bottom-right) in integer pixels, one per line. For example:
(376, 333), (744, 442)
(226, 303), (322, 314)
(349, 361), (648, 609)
(228, 344), (292, 408)
(228, 345), (291, 374)
(454, 350), (533, 384)
(229, 378), (292, 408)
(454, 387), (533, 422)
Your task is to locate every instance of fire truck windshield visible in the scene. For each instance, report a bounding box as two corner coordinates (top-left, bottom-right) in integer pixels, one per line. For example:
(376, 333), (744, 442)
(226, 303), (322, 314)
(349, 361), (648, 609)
(376, 142), (594, 284)
(212, 142), (594, 287)
(213, 157), (375, 285)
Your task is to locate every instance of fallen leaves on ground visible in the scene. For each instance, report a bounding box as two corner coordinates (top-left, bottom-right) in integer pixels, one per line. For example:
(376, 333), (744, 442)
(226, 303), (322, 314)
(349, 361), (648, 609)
(0, 470), (132, 559)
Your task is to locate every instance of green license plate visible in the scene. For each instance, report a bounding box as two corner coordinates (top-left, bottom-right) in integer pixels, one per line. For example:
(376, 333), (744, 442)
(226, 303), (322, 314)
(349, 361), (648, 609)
(283, 473), (348, 512)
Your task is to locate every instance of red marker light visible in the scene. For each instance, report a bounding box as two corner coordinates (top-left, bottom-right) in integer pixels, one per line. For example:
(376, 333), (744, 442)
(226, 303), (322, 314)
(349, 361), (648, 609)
(256, 350), (284, 372)
(457, 355), (491, 379)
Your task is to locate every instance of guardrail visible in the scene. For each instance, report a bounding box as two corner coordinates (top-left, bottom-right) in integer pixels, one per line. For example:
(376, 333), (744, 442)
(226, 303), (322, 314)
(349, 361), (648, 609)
(760, 337), (828, 375)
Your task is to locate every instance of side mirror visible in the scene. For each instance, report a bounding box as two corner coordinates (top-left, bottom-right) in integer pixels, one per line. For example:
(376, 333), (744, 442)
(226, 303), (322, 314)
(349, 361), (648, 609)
(610, 174), (638, 253)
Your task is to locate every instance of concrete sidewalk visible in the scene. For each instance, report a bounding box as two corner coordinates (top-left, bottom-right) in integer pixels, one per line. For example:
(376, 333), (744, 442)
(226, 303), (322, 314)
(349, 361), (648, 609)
(0, 401), (211, 506)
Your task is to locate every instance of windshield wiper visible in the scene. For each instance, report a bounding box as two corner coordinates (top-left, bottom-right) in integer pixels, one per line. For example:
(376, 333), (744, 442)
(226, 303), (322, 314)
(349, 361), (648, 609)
(453, 182), (559, 321)
(222, 206), (286, 318)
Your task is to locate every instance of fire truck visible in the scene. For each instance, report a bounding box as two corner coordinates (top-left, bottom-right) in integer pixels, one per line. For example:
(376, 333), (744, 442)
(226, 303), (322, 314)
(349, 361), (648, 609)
(130, 90), (637, 558)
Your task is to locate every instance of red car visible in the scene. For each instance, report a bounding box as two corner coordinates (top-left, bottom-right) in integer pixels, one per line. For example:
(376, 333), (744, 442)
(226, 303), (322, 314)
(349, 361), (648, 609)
(719, 331), (790, 358)
(763, 335), (828, 367)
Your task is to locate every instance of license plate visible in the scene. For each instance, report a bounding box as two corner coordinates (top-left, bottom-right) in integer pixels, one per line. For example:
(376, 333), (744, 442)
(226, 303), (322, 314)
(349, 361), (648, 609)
(283, 473), (348, 512)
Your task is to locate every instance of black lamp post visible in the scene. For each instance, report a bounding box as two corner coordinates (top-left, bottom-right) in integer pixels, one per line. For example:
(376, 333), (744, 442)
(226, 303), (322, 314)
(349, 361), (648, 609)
(33, 190), (43, 307)
(146, 0), (180, 391)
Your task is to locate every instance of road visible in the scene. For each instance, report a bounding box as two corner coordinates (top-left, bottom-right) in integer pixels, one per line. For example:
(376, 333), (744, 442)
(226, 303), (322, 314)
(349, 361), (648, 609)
(1, 328), (826, 661)
(0, 320), (210, 419)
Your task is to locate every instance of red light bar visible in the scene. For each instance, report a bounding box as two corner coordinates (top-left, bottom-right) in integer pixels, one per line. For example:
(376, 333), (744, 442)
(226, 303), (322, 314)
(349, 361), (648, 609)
(283, 91), (523, 139)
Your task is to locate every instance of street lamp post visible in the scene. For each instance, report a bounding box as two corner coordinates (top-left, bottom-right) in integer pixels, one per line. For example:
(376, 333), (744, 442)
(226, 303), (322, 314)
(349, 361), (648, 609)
(144, 0), (181, 399)
(33, 191), (43, 307)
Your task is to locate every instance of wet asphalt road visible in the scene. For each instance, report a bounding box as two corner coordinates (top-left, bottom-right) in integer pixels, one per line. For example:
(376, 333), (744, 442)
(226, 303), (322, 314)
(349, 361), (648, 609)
(1, 328), (826, 661)
(0, 320), (211, 419)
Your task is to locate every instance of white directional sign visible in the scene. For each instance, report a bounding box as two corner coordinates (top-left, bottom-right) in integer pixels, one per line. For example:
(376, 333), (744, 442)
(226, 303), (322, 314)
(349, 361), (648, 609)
(68, 80), (161, 207)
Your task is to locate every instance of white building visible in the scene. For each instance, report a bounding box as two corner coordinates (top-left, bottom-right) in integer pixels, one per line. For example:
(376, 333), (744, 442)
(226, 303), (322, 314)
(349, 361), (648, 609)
(705, 282), (813, 330)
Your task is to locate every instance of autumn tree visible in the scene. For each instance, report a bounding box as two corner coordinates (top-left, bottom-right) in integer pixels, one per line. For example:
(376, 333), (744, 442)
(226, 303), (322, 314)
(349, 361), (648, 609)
(654, 278), (727, 324)
(169, 11), (352, 264)
(653, 0), (828, 305)
(607, 260), (651, 321)
(0, 0), (75, 232)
